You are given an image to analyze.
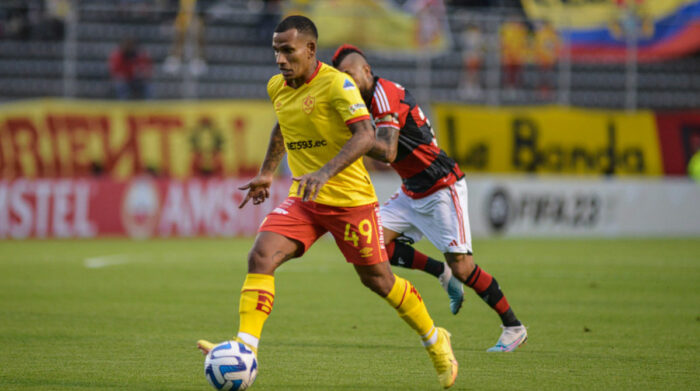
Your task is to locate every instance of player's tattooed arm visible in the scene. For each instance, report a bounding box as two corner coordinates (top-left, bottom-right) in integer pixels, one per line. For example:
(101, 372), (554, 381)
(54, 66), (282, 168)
(367, 124), (399, 163)
(239, 122), (285, 208)
(294, 119), (375, 201)
(259, 122), (286, 176)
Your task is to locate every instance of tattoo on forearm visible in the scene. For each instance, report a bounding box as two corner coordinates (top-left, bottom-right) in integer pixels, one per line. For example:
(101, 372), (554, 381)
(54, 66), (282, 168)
(261, 125), (286, 174)
(376, 127), (393, 142)
(368, 126), (398, 162)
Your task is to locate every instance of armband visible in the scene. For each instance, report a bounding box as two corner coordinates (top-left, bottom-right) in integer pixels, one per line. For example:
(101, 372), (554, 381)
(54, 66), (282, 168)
(374, 113), (400, 130)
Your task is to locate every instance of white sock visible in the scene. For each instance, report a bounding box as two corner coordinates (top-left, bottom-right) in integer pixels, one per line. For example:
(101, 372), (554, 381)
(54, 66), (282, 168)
(237, 332), (259, 349)
(421, 326), (438, 347)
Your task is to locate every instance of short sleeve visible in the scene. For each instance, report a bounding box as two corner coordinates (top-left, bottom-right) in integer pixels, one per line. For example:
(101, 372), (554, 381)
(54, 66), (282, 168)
(371, 80), (403, 130)
(267, 75), (282, 102)
(330, 74), (370, 125)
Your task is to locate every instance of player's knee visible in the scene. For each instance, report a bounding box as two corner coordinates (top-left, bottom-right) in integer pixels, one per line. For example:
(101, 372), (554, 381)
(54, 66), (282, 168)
(445, 253), (475, 282)
(359, 273), (393, 297)
(247, 246), (276, 274)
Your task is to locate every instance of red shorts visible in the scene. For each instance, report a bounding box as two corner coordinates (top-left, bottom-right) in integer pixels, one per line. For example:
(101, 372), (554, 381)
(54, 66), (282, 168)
(259, 197), (388, 265)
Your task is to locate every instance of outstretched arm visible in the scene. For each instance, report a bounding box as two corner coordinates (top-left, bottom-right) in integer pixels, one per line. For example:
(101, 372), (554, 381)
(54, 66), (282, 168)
(294, 119), (375, 201)
(238, 122), (285, 208)
(259, 122), (286, 176)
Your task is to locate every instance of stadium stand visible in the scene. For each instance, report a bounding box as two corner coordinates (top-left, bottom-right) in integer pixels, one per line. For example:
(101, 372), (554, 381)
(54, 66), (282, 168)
(0, 0), (698, 108)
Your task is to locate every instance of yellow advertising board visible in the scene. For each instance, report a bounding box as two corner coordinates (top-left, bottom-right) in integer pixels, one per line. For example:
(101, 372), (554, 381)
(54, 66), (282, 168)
(432, 104), (663, 176)
(1, 100), (665, 178)
(0, 99), (277, 179)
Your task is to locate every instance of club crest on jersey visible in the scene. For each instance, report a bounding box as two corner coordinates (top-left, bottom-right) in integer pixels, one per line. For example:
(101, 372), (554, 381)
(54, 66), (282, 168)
(343, 79), (355, 90)
(302, 95), (315, 114)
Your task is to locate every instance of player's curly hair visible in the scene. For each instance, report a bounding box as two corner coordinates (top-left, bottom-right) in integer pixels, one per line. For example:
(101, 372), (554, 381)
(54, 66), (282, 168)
(274, 15), (318, 39)
(331, 44), (366, 68)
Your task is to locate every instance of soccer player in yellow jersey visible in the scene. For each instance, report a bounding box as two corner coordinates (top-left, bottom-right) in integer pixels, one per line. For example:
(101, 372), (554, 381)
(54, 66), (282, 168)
(197, 15), (458, 389)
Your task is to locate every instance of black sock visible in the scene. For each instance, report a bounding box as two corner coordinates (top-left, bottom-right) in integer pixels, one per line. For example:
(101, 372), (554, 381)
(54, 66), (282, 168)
(386, 240), (445, 278)
(500, 308), (521, 327)
(465, 264), (521, 327)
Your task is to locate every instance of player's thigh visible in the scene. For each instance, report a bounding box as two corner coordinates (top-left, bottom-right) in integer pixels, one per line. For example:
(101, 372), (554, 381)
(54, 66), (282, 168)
(322, 202), (388, 266)
(383, 227), (401, 244)
(380, 188), (423, 243)
(248, 231), (303, 274)
(413, 180), (473, 254)
(255, 197), (326, 271)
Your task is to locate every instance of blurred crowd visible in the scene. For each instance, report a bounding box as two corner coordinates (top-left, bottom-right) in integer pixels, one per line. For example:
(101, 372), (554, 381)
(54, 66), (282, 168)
(1, 0), (523, 42)
(0, 0), (70, 41)
(458, 18), (560, 99)
(0, 0), (560, 101)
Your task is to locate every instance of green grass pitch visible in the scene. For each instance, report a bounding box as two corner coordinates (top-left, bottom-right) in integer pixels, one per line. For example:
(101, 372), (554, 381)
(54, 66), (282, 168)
(1, 237), (698, 390)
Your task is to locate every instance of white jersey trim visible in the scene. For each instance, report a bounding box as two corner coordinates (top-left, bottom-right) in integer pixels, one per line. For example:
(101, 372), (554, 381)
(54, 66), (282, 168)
(374, 83), (391, 114)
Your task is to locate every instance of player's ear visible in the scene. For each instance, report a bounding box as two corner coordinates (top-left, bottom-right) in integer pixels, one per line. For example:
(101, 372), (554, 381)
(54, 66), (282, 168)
(363, 64), (372, 79)
(306, 40), (316, 59)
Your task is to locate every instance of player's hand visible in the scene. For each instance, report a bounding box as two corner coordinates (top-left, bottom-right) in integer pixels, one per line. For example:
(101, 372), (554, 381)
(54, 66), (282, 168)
(293, 170), (330, 202)
(238, 174), (273, 208)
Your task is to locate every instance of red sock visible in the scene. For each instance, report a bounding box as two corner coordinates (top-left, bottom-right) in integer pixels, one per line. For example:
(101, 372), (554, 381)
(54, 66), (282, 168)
(466, 265), (511, 315)
(412, 251), (428, 270)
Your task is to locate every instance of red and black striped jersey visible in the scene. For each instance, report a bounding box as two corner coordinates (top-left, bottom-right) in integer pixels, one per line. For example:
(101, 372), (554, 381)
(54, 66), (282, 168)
(369, 76), (464, 199)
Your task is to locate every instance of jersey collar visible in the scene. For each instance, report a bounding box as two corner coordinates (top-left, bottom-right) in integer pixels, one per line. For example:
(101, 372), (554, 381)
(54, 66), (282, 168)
(283, 61), (322, 88)
(305, 61), (322, 84)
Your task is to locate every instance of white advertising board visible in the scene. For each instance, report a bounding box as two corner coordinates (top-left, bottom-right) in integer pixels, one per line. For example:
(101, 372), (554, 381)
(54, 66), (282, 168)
(370, 173), (700, 237)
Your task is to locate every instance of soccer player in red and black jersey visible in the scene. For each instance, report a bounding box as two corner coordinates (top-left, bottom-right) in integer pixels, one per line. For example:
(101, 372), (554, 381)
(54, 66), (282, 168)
(333, 44), (527, 352)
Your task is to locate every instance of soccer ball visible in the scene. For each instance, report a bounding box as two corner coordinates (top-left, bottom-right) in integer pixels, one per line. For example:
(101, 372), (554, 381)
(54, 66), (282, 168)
(204, 341), (258, 391)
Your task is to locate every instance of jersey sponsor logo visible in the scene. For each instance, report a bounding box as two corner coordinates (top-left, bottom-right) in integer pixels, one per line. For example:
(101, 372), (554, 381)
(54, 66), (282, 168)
(343, 79), (356, 90)
(286, 139), (327, 150)
(302, 95), (315, 114)
(275, 101), (283, 111)
(349, 103), (366, 114)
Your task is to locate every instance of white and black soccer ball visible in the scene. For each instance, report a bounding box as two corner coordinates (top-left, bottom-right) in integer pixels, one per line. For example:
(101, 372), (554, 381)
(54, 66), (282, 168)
(204, 341), (258, 391)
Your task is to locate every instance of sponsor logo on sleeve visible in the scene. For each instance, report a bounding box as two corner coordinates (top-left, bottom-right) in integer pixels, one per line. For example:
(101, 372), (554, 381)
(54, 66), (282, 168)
(349, 103), (367, 114)
(343, 79), (356, 90)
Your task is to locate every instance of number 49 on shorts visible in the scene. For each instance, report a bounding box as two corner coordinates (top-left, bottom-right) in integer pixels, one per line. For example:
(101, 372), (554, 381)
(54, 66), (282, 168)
(344, 219), (373, 247)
